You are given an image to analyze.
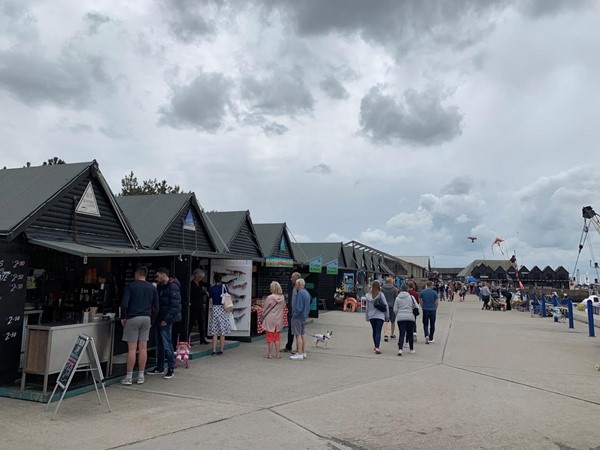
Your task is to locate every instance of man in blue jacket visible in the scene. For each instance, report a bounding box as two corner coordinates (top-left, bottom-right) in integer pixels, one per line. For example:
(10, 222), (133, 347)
(419, 281), (439, 344)
(290, 278), (311, 360)
(148, 267), (181, 379)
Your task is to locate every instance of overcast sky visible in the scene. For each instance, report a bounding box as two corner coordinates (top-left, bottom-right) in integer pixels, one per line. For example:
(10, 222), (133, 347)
(2, 0), (599, 273)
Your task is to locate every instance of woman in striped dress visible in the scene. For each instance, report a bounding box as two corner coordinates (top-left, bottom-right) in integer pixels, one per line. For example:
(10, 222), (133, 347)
(208, 273), (231, 355)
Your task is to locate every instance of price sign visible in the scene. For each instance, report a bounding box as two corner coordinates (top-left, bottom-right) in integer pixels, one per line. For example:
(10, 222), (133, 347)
(0, 245), (28, 385)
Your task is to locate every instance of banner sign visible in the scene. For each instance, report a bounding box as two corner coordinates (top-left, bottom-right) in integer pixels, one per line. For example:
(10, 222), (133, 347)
(326, 259), (339, 275)
(309, 256), (323, 273)
(182, 209), (196, 231)
(265, 257), (294, 268)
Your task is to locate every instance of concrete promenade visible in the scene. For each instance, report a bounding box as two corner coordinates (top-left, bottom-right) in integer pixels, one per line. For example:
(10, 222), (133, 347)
(2, 295), (600, 449)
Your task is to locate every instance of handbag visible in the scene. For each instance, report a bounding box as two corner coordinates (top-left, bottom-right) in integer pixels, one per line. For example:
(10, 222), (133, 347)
(374, 294), (387, 312)
(412, 296), (420, 317)
(222, 285), (234, 312)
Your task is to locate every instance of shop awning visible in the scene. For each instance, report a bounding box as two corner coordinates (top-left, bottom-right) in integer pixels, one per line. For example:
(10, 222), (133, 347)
(28, 239), (183, 258)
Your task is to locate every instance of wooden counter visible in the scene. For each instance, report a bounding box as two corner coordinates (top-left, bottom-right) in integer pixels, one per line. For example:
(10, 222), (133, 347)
(20, 320), (115, 394)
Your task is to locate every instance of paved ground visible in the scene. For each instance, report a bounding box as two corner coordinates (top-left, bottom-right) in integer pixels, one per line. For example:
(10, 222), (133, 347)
(2, 294), (600, 450)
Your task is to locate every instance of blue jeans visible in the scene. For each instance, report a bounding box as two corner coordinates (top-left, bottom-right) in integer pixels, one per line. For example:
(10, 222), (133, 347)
(369, 318), (384, 348)
(422, 310), (436, 340)
(155, 323), (175, 371)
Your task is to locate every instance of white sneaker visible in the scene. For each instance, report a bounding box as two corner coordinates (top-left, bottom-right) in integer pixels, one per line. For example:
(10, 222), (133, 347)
(404, 342), (409, 348)
(290, 353), (304, 360)
(425, 336), (430, 344)
(413, 333), (418, 342)
(429, 339), (435, 343)
(302, 353), (307, 359)
(410, 350), (416, 354)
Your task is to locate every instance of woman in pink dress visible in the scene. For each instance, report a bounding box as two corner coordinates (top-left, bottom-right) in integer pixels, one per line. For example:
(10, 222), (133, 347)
(262, 281), (285, 359)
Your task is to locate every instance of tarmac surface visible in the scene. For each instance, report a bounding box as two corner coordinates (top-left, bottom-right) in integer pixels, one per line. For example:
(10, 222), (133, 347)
(2, 294), (600, 450)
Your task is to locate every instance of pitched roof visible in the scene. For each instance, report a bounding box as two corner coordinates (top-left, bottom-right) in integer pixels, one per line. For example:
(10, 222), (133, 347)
(0, 162), (92, 236)
(457, 260), (515, 278)
(117, 194), (191, 248)
(205, 211), (263, 258)
(291, 242), (343, 265)
(253, 223), (294, 259)
(396, 256), (430, 269)
(341, 246), (357, 269)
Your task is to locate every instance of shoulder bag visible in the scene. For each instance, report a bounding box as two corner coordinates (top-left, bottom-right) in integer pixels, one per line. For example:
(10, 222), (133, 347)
(374, 293), (388, 312)
(222, 285), (234, 312)
(412, 296), (420, 317)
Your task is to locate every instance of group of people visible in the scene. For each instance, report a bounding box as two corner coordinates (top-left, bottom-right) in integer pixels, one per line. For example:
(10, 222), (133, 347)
(365, 279), (439, 356)
(119, 266), (241, 385)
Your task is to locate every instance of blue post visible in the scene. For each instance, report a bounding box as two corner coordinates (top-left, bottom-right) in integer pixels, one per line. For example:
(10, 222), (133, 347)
(588, 299), (595, 337)
(541, 294), (546, 317)
(552, 295), (558, 307)
(567, 298), (574, 329)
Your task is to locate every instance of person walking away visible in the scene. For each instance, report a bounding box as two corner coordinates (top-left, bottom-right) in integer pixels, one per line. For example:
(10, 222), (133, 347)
(419, 281), (439, 344)
(408, 281), (420, 343)
(148, 268), (181, 379)
(283, 272), (301, 353)
(381, 277), (398, 342)
(501, 288), (513, 311)
(459, 285), (467, 302)
(290, 278), (311, 360)
(394, 285), (418, 356)
(120, 266), (159, 385)
(262, 281), (285, 359)
(365, 280), (389, 354)
(481, 283), (491, 310)
(207, 273), (232, 356)
(189, 269), (209, 344)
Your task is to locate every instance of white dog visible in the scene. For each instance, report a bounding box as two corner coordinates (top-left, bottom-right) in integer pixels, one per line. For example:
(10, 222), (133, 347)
(312, 331), (333, 348)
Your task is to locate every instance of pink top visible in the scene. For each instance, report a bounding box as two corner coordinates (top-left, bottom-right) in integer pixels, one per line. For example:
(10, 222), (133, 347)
(262, 294), (285, 333)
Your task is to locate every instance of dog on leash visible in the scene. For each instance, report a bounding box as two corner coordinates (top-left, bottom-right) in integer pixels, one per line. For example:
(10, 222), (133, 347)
(312, 331), (333, 348)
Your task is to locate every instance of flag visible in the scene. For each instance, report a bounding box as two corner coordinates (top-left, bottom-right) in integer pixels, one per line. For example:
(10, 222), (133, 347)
(182, 209), (196, 231)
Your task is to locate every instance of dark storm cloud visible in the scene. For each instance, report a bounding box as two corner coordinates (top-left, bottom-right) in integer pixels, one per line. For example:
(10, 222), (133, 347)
(261, 0), (510, 56)
(519, 0), (593, 18)
(241, 72), (314, 116)
(359, 85), (463, 146)
(0, 49), (112, 108)
(84, 12), (111, 35)
(319, 75), (349, 100)
(262, 122), (288, 136)
(162, 0), (221, 43)
(441, 177), (473, 196)
(307, 163), (332, 174)
(158, 70), (233, 132)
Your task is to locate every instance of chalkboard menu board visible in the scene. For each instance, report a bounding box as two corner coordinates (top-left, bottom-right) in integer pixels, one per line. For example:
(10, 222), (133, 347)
(57, 334), (88, 388)
(0, 246), (29, 385)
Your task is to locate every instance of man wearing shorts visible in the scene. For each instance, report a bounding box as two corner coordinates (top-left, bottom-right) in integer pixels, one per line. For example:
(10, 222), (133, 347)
(120, 266), (159, 385)
(290, 278), (311, 360)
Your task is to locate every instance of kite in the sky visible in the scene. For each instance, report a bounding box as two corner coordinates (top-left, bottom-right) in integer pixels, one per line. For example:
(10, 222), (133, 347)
(491, 237), (505, 255)
(467, 236), (477, 242)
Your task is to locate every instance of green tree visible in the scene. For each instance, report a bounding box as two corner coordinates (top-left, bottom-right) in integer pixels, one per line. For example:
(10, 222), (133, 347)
(119, 171), (183, 196)
(42, 157), (66, 165)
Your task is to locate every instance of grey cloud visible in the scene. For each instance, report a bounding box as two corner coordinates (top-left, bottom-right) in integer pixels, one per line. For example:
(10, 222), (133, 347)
(519, 0), (593, 18)
(307, 164), (332, 174)
(69, 123), (94, 134)
(241, 72), (314, 116)
(441, 177), (473, 196)
(99, 125), (131, 140)
(0, 49), (112, 108)
(319, 75), (349, 100)
(262, 0), (510, 56)
(158, 70), (233, 132)
(85, 12), (111, 35)
(163, 0), (219, 43)
(359, 85), (463, 146)
(262, 122), (288, 136)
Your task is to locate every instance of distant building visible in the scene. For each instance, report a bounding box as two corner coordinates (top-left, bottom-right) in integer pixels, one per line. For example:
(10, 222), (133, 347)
(395, 256), (430, 279)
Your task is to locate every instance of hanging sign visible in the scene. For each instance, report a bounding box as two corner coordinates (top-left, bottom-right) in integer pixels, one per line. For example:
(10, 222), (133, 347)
(75, 182), (101, 217)
(326, 259), (339, 275)
(279, 236), (286, 252)
(309, 256), (323, 273)
(265, 257), (294, 268)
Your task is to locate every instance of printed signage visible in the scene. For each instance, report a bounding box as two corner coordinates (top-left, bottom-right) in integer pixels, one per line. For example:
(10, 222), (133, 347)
(265, 257), (294, 268)
(309, 256), (323, 273)
(75, 181), (101, 217)
(326, 259), (339, 275)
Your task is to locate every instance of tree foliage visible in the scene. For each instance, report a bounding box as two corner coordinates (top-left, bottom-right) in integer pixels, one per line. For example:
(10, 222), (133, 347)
(42, 157), (66, 165)
(119, 171), (183, 196)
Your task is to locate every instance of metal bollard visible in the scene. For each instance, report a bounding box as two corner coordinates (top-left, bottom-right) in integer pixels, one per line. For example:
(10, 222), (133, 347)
(541, 294), (546, 317)
(588, 299), (595, 337)
(568, 298), (574, 329)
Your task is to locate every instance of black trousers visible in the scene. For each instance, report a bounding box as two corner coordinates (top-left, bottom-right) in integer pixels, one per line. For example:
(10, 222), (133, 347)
(285, 304), (294, 350)
(189, 303), (206, 339)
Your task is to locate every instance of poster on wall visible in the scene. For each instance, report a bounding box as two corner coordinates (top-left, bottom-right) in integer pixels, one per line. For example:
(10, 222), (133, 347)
(210, 259), (252, 337)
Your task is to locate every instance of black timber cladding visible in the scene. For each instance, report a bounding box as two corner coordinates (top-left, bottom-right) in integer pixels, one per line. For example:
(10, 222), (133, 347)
(25, 173), (133, 247)
(228, 218), (262, 259)
(269, 228), (293, 259)
(156, 205), (215, 252)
